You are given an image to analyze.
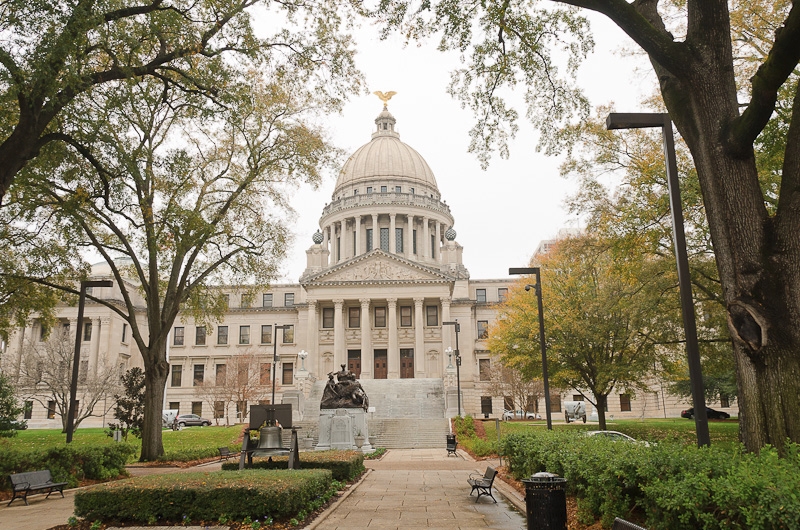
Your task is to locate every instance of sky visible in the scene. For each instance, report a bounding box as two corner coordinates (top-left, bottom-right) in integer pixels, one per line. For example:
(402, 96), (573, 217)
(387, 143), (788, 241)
(272, 11), (657, 283)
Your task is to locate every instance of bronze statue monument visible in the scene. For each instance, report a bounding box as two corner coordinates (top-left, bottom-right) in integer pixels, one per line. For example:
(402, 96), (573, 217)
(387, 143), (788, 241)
(320, 364), (369, 411)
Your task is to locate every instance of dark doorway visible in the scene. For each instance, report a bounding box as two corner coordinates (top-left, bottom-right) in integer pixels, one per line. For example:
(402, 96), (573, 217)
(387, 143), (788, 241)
(347, 349), (362, 378)
(400, 348), (414, 378)
(374, 349), (388, 379)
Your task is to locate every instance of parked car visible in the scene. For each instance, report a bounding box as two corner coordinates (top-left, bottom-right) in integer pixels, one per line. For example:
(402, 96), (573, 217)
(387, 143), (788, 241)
(502, 409), (539, 420)
(585, 430), (651, 446)
(175, 414), (212, 428)
(680, 407), (730, 420)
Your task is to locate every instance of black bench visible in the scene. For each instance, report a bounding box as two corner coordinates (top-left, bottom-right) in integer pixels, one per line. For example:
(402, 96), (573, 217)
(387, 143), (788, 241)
(218, 447), (238, 461)
(8, 470), (68, 506)
(467, 466), (498, 503)
(612, 517), (648, 530)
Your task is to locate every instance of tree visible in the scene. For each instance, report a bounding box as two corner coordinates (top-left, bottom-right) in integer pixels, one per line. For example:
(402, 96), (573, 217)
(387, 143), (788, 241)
(13, 327), (118, 432)
(376, 0), (800, 452)
(108, 367), (146, 441)
(195, 350), (272, 425)
(485, 359), (544, 416)
(0, 372), (25, 437)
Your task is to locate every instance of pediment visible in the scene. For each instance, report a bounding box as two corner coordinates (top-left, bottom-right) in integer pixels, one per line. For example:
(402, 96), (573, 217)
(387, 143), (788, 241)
(302, 250), (453, 285)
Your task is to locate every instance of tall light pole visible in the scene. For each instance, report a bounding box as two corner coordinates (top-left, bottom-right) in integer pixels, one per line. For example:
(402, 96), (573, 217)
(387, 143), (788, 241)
(272, 324), (290, 407)
(443, 321), (461, 417)
(509, 267), (552, 430)
(67, 279), (113, 443)
(605, 112), (710, 448)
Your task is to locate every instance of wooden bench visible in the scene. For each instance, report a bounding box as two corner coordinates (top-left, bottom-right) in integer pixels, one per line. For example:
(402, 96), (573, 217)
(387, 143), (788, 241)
(8, 470), (68, 506)
(467, 466), (498, 503)
(218, 447), (238, 461)
(612, 517), (648, 530)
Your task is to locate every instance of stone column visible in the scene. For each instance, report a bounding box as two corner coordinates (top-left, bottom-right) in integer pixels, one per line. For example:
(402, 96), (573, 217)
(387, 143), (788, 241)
(360, 298), (372, 379)
(372, 214), (379, 251)
(441, 297), (452, 373)
(389, 213), (396, 254)
(406, 215), (413, 259)
(306, 300), (317, 359)
(336, 221), (343, 263)
(434, 220), (441, 262)
(355, 216), (361, 257)
(342, 218), (350, 260)
(422, 217), (430, 259)
(414, 297), (425, 377)
(333, 299), (345, 369)
(323, 225), (330, 265)
(387, 298), (399, 378)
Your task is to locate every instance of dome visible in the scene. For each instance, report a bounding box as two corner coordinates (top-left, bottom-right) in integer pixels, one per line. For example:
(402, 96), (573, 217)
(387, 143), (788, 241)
(333, 109), (439, 197)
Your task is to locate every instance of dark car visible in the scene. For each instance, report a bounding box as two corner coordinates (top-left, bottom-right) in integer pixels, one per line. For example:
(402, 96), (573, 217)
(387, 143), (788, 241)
(680, 407), (730, 420)
(176, 414), (212, 428)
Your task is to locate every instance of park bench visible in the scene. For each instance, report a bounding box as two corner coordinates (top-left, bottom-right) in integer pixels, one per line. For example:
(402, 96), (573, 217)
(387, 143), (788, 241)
(467, 466), (498, 503)
(218, 447), (238, 461)
(7, 470), (68, 506)
(612, 517), (648, 530)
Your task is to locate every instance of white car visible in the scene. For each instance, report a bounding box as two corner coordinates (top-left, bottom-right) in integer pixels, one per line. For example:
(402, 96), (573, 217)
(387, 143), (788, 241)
(502, 409), (540, 420)
(585, 430), (651, 446)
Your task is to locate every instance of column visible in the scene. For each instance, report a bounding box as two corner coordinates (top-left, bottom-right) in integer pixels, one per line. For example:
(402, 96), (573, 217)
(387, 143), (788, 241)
(414, 297), (425, 377)
(387, 298), (399, 378)
(336, 221), (342, 263)
(306, 300), (318, 359)
(372, 214), (379, 251)
(389, 213), (396, 253)
(355, 216), (361, 257)
(342, 218), (350, 260)
(435, 220), (441, 262)
(360, 298), (372, 378)
(406, 215), (413, 259)
(422, 217), (430, 259)
(333, 299), (345, 370)
(441, 297), (452, 373)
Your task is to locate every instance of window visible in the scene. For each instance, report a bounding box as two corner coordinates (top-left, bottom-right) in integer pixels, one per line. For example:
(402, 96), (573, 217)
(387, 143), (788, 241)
(504, 396), (514, 410)
(381, 185), (388, 193)
(720, 396), (730, 408)
(481, 396), (493, 414)
(121, 323), (127, 343)
(216, 364), (226, 386)
(395, 228), (403, 253)
(426, 306), (438, 326)
(395, 185), (401, 193)
(173, 326), (184, 346)
(283, 325), (294, 343)
(282, 362), (294, 385)
(620, 394), (632, 412)
(23, 401), (33, 420)
(477, 320), (489, 339)
(191, 402), (202, 416)
(366, 186), (373, 194)
(241, 294), (253, 308)
(193, 364), (204, 386)
(353, 231), (357, 255)
(479, 359), (491, 381)
(195, 326), (206, 346)
(238, 364), (248, 386)
(498, 288), (508, 302)
(261, 325), (272, 344)
(400, 306), (412, 327)
(336, 237), (340, 260)
(169, 402), (180, 413)
(572, 394), (584, 401)
(374, 307), (387, 328)
(171, 365), (182, 387)
(214, 401), (224, 419)
(380, 227), (389, 251)
(47, 400), (56, 419)
(79, 359), (88, 383)
(550, 394), (562, 412)
(410, 187), (415, 194)
(284, 293), (295, 307)
(239, 325), (250, 345)
(260, 363), (272, 385)
(323, 308), (334, 328)
(431, 234), (436, 258)
(354, 189), (358, 195)
(83, 322), (92, 341)
(263, 293), (273, 307)
(236, 401), (247, 419)
(221, 294), (229, 308)
(348, 307), (360, 328)
(217, 325), (228, 345)
(39, 323), (48, 341)
(476, 289), (486, 303)
(366, 229), (373, 251)
(413, 229), (417, 254)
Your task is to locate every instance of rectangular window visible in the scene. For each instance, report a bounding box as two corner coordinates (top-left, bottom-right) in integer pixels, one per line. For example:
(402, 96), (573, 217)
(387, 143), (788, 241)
(236, 401), (247, 419)
(239, 325), (250, 345)
(395, 185), (402, 193)
(720, 396), (730, 408)
(381, 185), (388, 193)
(260, 363), (272, 385)
(374, 307), (387, 328)
(498, 288), (508, 302)
(79, 359), (88, 383)
(322, 308), (334, 328)
(348, 307), (360, 328)
(191, 402), (202, 416)
(426, 306), (438, 326)
(400, 306), (412, 327)
(173, 326), (184, 346)
(216, 364), (226, 386)
(337, 237), (341, 260)
(282, 362), (294, 385)
(221, 294), (229, 308)
(395, 228), (403, 253)
(410, 187), (415, 194)
(169, 402), (180, 412)
(380, 227), (389, 251)
(195, 326), (206, 345)
(620, 394), (632, 412)
(431, 234), (436, 258)
(238, 365), (248, 386)
(262, 293), (273, 307)
(550, 394), (562, 412)
(171, 365), (182, 387)
(366, 229), (373, 251)
(261, 325), (272, 344)
(504, 396), (514, 411)
(477, 320), (489, 339)
(572, 394), (584, 401)
(39, 323), (48, 341)
(83, 322), (92, 341)
(121, 323), (127, 343)
(413, 229), (417, 254)
(354, 189), (358, 195)
(367, 186), (373, 194)
(476, 289), (486, 303)
(481, 396), (493, 414)
(353, 231), (357, 256)
(283, 325), (294, 343)
(47, 400), (56, 419)
(214, 401), (225, 419)
(479, 358), (491, 381)
(285, 293), (295, 307)
(193, 364), (204, 386)
(217, 326), (228, 345)
(241, 294), (253, 308)
(23, 401), (33, 419)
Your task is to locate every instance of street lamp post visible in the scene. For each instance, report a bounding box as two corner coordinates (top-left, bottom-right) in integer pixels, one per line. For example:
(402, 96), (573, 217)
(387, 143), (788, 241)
(509, 267), (553, 430)
(443, 321), (462, 417)
(272, 324), (290, 407)
(67, 279), (113, 443)
(606, 112), (710, 447)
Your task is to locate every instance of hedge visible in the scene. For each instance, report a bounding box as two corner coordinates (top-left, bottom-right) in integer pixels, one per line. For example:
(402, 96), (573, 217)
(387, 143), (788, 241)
(500, 430), (800, 529)
(221, 450), (364, 482)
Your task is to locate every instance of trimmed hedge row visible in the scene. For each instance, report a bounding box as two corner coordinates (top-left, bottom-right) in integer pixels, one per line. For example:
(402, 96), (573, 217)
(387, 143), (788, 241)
(221, 450), (365, 482)
(500, 430), (800, 530)
(74, 469), (332, 523)
(0, 444), (135, 490)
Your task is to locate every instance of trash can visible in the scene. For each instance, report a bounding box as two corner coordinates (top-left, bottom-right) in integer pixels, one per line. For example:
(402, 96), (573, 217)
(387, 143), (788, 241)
(521, 472), (567, 530)
(446, 434), (457, 456)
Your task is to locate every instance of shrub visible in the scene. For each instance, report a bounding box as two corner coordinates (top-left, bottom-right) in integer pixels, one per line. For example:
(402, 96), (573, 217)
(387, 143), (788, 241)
(222, 450), (364, 482)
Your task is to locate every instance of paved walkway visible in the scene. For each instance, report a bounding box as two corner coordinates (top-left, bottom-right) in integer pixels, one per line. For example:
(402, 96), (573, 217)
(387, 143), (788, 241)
(0, 450), (526, 530)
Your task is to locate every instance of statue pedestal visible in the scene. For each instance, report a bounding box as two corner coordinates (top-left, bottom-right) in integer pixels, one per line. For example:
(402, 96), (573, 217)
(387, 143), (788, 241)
(315, 408), (372, 453)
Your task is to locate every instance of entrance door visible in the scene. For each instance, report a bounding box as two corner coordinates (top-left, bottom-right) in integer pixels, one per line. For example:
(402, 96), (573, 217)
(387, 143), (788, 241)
(374, 349), (388, 379)
(400, 348), (414, 378)
(347, 349), (361, 378)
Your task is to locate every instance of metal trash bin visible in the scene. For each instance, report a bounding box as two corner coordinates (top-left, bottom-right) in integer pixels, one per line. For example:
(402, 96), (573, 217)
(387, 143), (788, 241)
(521, 472), (567, 530)
(446, 434), (457, 456)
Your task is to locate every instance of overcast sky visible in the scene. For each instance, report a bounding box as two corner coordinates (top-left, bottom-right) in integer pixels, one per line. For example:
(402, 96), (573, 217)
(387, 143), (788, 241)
(265, 12), (657, 283)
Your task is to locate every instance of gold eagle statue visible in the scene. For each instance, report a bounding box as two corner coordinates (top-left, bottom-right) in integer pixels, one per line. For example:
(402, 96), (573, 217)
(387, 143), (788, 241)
(373, 90), (397, 109)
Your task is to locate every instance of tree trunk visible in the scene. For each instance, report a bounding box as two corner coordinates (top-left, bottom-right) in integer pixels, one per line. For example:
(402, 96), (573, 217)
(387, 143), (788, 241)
(139, 345), (170, 461)
(596, 395), (608, 431)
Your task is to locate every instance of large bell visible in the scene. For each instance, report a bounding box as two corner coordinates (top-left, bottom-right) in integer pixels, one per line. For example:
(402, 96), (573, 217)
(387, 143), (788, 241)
(256, 426), (284, 450)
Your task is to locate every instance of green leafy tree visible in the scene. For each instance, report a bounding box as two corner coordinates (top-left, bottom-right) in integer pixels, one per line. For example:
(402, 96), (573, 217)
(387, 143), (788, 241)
(108, 367), (146, 441)
(376, 0), (800, 452)
(0, 372), (25, 437)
